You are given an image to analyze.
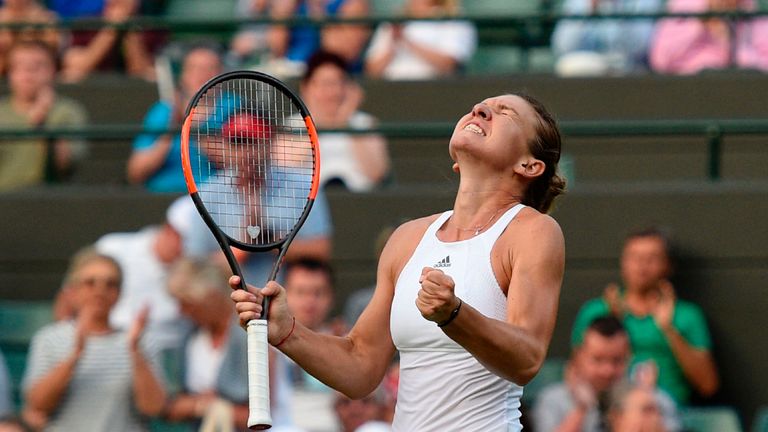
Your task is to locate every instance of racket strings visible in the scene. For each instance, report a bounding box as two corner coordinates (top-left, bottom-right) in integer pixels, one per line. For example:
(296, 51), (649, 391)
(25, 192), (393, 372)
(189, 78), (316, 247)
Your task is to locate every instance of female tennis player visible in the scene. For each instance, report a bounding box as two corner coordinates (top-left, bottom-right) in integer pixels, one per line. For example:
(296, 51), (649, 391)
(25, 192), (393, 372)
(231, 92), (566, 431)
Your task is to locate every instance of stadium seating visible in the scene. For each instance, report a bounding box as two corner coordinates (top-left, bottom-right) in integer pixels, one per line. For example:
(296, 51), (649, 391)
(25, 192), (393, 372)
(681, 406), (743, 432)
(0, 301), (53, 408)
(753, 406), (768, 432)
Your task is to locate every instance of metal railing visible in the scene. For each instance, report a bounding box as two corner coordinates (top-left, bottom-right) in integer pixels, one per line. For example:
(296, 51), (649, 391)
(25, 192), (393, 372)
(3, 118), (768, 180)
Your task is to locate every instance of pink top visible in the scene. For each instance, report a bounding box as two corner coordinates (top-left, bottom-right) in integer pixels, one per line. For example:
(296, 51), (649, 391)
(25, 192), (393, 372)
(650, 0), (768, 74)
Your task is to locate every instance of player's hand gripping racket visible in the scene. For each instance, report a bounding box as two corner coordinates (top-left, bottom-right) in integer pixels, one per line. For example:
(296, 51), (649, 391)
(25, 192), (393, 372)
(180, 71), (319, 430)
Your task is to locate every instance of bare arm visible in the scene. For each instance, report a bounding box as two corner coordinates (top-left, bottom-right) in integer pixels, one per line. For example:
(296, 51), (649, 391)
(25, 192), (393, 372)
(230, 222), (423, 397)
(130, 349), (167, 415)
(126, 135), (173, 184)
(400, 38), (460, 75)
(25, 351), (81, 414)
(128, 308), (166, 416)
(284, 236), (332, 262)
(350, 134), (389, 184)
(122, 31), (155, 80)
(267, 0), (297, 58)
(653, 284), (719, 397)
(662, 327), (719, 397)
(418, 213), (564, 384)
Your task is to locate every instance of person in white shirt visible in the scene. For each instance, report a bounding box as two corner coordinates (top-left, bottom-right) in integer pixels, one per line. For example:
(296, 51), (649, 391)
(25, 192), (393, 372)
(231, 92), (566, 431)
(365, 0), (477, 80)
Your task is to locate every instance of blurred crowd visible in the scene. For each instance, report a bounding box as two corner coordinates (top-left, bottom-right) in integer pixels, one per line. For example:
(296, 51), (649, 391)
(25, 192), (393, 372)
(0, 0), (766, 191)
(0, 196), (725, 431)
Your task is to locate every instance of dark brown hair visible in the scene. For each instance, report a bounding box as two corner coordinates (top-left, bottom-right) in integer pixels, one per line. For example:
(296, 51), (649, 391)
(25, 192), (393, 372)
(514, 92), (566, 214)
(302, 50), (351, 84)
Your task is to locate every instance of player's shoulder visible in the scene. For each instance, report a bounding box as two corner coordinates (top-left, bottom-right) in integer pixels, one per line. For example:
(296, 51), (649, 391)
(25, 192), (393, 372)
(506, 206), (564, 244)
(379, 214), (442, 257)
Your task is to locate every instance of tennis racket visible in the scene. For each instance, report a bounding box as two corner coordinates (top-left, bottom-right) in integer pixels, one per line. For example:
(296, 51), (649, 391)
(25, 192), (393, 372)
(180, 70), (320, 430)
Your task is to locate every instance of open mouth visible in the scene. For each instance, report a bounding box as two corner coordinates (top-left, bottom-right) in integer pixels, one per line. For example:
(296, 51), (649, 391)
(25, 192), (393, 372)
(463, 123), (486, 136)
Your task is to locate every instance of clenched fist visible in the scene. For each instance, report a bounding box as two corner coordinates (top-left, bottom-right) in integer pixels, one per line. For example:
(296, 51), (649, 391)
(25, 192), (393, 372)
(416, 267), (461, 325)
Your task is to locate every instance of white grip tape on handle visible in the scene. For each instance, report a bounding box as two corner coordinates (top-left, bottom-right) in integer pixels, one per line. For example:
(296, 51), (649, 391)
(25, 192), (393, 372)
(246, 319), (272, 429)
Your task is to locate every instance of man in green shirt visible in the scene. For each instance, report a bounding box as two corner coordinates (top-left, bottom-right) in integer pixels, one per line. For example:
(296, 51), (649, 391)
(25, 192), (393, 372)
(571, 227), (719, 405)
(0, 40), (88, 191)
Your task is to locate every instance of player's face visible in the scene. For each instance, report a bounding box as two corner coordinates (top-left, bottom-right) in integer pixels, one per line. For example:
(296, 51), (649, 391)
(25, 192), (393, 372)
(8, 48), (55, 100)
(73, 259), (121, 317)
(577, 331), (630, 393)
(621, 236), (671, 291)
(449, 94), (539, 172)
(285, 268), (333, 330)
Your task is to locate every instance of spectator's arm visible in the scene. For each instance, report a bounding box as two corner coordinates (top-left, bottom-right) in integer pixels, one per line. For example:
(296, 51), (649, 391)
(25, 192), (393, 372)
(268, 0), (298, 58)
(25, 351), (81, 414)
(128, 309), (166, 416)
(661, 327), (719, 397)
(122, 31), (155, 80)
(61, 29), (121, 82)
(350, 134), (389, 184)
(650, 18), (726, 74)
(126, 135), (173, 184)
(130, 349), (167, 415)
(126, 102), (174, 185)
(284, 236), (332, 261)
(364, 24), (396, 78)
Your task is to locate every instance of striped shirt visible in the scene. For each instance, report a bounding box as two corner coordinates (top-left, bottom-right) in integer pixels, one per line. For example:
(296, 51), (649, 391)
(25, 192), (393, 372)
(22, 321), (165, 432)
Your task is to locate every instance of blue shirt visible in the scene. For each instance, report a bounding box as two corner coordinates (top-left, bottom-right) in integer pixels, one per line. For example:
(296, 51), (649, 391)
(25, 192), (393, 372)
(186, 168), (333, 286)
(133, 101), (204, 193)
(48, 0), (105, 18)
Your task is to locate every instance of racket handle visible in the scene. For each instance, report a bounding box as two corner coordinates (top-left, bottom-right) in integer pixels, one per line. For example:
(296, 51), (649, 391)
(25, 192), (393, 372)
(246, 319), (272, 430)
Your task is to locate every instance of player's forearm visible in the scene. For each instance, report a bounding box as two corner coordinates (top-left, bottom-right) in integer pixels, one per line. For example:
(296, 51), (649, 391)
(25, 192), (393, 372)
(441, 303), (547, 385)
(25, 354), (79, 413)
(662, 327), (719, 396)
(277, 322), (394, 398)
(131, 351), (166, 416)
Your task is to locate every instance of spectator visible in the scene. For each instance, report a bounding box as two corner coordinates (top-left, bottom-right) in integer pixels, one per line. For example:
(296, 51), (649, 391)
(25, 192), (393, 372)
(333, 385), (391, 432)
(0, 40), (89, 192)
(55, 197), (191, 350)
(21, 247), (166, 431)
(184, 125), (334, 288)
(226, 0), (272, 68)
(60, 0), (162, 82)
(0, 0), (61, 75)
(607, 382), (668, 432)
(650, 0), (768, 74)
(300, 51), (390, 192)
(532, 316), (679, 432)
(282, 258), (341, 432)
(267, 0), (370, 77)
(571, 227), (719, 405)
(364, 0), (477, 80)
(162, 258), (293, 431)
(126, 44), (222, 193)
(550, 0), (661, 76)
(0, 349), (11, 420)
(319, 0), (371, 73)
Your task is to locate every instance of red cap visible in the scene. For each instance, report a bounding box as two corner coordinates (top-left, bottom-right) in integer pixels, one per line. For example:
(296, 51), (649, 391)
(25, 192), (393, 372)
(222, 114), (272, 141)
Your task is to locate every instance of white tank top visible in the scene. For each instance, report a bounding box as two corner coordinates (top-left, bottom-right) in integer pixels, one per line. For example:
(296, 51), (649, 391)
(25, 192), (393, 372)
(390, 204), (526, 432)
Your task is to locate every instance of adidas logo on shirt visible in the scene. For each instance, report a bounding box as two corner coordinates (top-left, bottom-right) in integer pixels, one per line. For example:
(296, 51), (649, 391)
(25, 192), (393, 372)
(434, 256), (451, 268)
